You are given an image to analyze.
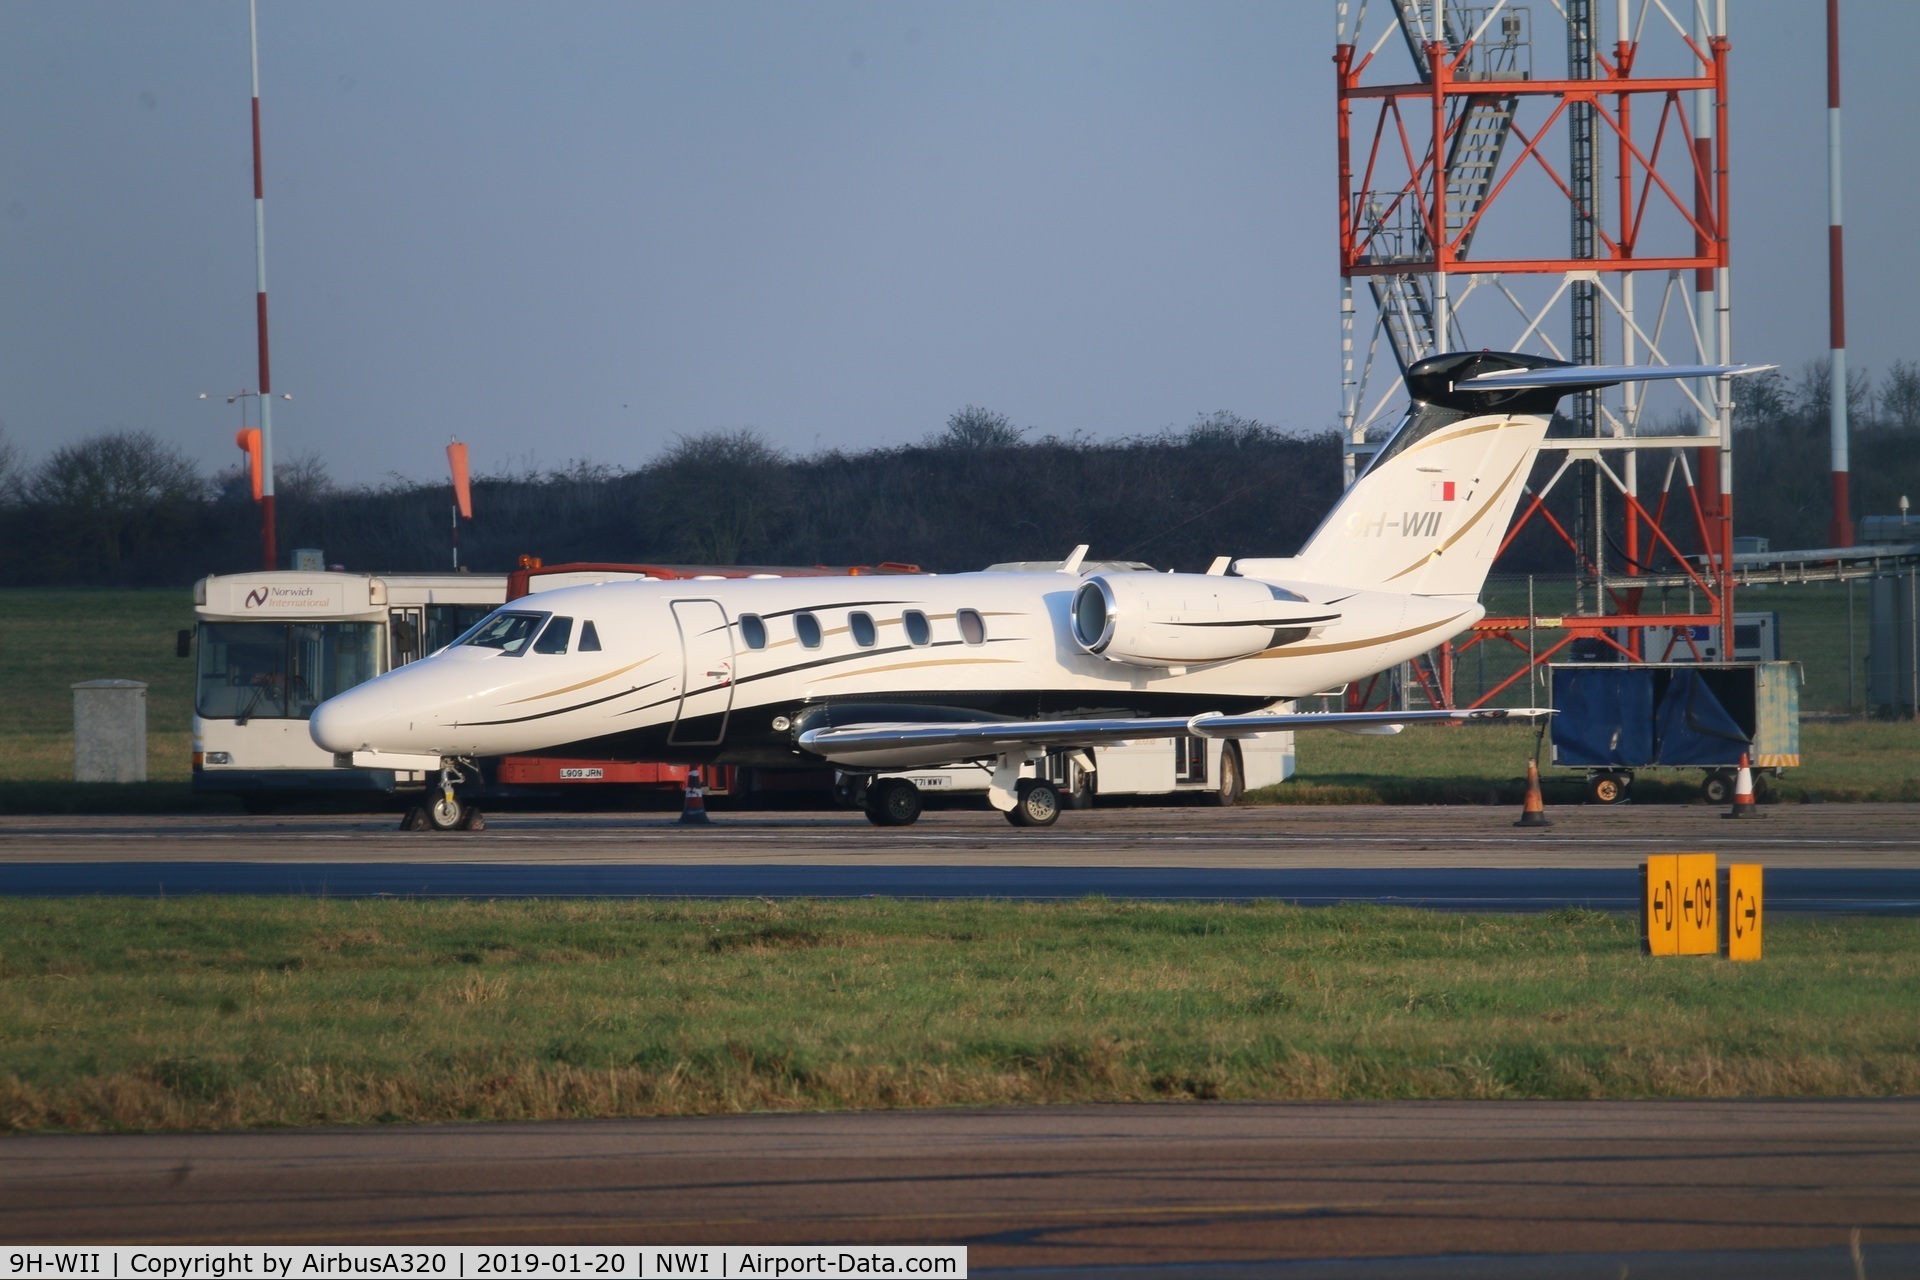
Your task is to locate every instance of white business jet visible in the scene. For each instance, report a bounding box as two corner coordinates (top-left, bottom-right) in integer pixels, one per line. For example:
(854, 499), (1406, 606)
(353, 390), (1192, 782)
(311, 351), (1768, 830)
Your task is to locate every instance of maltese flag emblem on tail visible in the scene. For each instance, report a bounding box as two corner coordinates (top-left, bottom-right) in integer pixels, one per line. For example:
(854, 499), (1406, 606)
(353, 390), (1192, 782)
(1431, 481), (1457, 502)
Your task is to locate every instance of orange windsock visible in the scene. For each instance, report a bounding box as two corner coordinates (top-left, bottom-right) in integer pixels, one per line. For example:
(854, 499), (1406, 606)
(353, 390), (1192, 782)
(235, 427), (263, 502)
(447, 440), (472, 519)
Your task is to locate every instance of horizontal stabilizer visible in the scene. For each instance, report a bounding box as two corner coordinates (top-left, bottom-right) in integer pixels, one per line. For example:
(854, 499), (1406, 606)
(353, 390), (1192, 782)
(1455, 362), (1774, 391)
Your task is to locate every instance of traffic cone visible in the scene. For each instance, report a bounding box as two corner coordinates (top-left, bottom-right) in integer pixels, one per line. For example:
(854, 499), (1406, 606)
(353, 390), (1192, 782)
(1723, 752), (1761, 819)
(1514, 758), (1552, 828)
(679, 766), (711, 825)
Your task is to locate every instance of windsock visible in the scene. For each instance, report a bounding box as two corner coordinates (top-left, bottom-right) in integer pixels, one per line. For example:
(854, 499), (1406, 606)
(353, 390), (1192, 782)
(235, 427), (264, 502)
(447, 440), (472, 519)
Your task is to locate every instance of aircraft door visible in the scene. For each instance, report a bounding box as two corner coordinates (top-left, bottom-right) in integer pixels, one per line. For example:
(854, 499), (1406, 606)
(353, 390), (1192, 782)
(669, 599), (735, 746)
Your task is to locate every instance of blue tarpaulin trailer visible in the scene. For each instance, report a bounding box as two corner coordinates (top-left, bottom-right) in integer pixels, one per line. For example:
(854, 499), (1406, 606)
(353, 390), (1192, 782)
(1548, 662), (1800, 804)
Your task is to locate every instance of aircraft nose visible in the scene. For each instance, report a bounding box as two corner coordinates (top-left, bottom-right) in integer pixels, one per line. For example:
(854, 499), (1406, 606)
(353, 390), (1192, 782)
(309, 682), (396, 754)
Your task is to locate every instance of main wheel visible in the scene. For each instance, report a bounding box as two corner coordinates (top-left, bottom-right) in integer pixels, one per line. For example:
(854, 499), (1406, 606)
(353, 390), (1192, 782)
(1201, 744), (1244, 807)
(426, 794), (467, 831)
(1587, 772), (1629, 805)
(1701, 770), (1736, 805)
(1006, 778), (1061, 828)
(865, 777), (923, 827)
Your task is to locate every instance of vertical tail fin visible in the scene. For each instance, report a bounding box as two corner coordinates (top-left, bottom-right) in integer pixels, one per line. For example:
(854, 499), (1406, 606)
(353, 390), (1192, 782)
(1290, 353), (1557, 597)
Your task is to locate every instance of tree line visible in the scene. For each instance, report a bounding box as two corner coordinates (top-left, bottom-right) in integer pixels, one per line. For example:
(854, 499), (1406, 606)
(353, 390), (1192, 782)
(1, 358), (1915, 589)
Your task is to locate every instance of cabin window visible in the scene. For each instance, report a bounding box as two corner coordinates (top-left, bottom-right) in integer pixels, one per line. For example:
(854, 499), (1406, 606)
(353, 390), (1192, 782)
(460, 610), (548, 655)
(794, 612), (823, 649)
(579, 620), (602, 652)
(533, 616), (573, 655)
(740, 614), (768, 650)
(903, 610), (931, 647)
(848, 611), (877, 647)
(957, 608), (987, 645)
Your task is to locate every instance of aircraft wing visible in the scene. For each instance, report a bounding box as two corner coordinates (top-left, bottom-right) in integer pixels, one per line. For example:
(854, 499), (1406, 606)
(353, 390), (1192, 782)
(797, 706), (1549, 763)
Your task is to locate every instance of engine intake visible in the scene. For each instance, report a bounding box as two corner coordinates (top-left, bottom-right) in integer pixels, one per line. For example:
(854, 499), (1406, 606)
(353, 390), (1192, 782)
(1069, 573), (1336, 669)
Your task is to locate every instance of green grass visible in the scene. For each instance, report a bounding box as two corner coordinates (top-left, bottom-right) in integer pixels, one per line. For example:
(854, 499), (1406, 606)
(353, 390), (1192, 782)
(2, 898), (1916, 1132)
(0, 589), (199, 803)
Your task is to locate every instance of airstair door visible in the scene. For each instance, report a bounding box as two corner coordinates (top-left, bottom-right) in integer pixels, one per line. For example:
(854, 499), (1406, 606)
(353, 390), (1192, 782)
(669, 599), (735, 746)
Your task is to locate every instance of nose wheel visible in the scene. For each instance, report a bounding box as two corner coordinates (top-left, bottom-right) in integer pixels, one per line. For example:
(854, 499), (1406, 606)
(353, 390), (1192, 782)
(404, 767), (485, 832)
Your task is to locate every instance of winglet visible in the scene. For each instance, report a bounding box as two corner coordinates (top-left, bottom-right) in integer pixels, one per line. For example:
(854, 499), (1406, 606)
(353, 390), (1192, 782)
(1059, 545), (1089, 575)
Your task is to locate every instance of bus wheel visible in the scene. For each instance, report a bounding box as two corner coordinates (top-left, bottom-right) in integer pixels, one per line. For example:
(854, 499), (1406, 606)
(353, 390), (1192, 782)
(1201, 744), (1244, 807)
(1006, 779), (1061, 828)
(865, 778), (923, 827)
(426, 794), (467, 831)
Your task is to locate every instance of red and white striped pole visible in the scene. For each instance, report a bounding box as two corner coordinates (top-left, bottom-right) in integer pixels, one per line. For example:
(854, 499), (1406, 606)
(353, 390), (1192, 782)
(1827, 0), (1851, 548)
(250, 0), (277, 570)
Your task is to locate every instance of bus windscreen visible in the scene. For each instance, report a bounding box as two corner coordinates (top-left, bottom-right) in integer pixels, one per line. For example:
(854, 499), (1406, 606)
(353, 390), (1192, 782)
(196, 621), (382, 720)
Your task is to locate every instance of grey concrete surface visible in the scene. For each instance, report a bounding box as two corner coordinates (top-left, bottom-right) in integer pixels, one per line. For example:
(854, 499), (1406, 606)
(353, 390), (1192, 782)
(4, 1101), (1917, 1269)
(2, 804), (1917, 867)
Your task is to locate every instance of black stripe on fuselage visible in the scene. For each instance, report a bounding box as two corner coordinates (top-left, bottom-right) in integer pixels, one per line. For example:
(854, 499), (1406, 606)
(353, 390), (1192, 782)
(725, 599), (919, 625)
(720, 636), (1018, 691)
(1173, 615), (1341, 628)
(459, 677), (670, 727)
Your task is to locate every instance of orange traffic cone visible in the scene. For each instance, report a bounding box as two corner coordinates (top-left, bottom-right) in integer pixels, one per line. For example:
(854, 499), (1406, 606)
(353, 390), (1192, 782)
(1723, 752), (1761, 819)
(679, 766), (711, 825)
(1514, 758), (1553, 828)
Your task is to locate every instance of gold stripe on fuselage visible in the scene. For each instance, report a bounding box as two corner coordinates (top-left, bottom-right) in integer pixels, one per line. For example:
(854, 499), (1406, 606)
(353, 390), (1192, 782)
(504, 656), (656, 705)
(1251, 612), (1474, 660)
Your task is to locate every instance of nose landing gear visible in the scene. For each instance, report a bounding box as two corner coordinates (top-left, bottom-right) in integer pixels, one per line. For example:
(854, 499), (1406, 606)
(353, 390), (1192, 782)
(402, 763), (485, 832)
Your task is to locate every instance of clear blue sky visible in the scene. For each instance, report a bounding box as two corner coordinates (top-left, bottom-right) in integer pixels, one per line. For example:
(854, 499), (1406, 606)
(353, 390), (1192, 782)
(3, 2), (1915, 486)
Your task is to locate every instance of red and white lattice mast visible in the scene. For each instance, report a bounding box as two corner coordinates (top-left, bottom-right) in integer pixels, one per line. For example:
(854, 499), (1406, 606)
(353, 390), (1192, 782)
(249, 0), (278, 570)
(1333, 0), (1739, 709)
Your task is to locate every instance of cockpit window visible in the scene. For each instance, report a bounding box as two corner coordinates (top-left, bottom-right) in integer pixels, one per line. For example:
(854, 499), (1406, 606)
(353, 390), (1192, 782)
(794, 612), (823, 649)
(461, 610), (548, 655)
(579, 620), (602, 652)
(533, 616), (573, 655)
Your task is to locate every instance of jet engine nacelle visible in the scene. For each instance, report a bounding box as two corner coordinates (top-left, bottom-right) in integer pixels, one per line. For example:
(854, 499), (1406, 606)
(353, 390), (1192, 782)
(1069, 573), (1331, 669)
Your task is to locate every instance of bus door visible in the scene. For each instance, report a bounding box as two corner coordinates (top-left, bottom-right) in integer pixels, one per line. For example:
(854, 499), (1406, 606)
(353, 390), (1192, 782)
(389, 607), (424, 667)
(669, 599), (735, 746)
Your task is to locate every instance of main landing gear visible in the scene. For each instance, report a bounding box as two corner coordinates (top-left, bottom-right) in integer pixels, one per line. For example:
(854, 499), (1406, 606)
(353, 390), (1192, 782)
(402, 763), (485, 832)
(865, 777), (924, 827)
(1005, 778), (1061, 827)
